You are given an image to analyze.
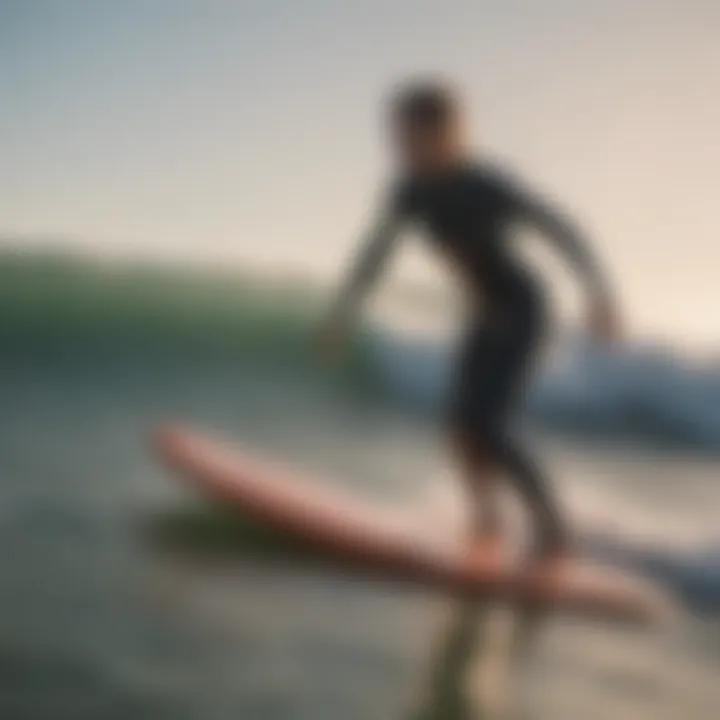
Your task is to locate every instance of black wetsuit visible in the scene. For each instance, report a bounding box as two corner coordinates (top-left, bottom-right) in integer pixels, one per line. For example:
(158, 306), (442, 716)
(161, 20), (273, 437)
(395, 163), (548, 431)
(335, 159), (609, 545)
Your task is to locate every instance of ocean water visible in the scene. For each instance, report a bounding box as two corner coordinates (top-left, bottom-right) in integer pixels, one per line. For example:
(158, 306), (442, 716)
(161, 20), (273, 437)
(1, 250), (719, 719)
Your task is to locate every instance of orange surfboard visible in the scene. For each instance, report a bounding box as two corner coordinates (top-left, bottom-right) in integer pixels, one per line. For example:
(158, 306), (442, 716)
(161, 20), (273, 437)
(152, 426), (675, 626)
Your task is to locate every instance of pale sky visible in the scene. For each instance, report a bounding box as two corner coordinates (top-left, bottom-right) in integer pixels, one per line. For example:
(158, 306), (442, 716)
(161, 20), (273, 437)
(1, 1), (719, 344)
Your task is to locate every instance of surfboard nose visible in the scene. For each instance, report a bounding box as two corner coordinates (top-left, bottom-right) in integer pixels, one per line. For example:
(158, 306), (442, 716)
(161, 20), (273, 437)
(152, 424), (188, 457)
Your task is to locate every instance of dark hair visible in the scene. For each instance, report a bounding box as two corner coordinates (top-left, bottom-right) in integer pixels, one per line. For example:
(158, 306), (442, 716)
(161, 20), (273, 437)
(391, 80), (459, 132)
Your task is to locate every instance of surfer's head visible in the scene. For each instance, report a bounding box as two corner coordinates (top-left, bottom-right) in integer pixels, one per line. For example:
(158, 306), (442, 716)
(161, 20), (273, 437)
(389, 79), (467, 175)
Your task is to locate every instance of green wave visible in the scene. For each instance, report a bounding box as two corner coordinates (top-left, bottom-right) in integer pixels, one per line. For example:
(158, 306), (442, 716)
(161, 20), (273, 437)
(0, 248), (372, 372)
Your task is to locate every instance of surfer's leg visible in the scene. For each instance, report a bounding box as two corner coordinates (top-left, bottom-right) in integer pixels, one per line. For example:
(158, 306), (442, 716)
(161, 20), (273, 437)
(456, 318), (567, 560)
(451, 327), (507, 551)
(483, 427), (567, 557)
(451, 426), (502, 542)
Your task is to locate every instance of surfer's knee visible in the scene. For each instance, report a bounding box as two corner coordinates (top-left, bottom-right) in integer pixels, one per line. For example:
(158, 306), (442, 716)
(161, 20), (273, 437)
(450, 421), (497, 468)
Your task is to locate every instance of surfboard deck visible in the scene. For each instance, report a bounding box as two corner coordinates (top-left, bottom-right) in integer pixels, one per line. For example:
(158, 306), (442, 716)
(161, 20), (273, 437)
(152, 426), (675, 626)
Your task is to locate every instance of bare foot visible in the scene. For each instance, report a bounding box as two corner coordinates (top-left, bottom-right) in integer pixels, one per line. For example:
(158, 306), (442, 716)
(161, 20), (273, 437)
(465, 534), (505, 571)
(529, 552), (570, 581)
(524, 535), (572, 599)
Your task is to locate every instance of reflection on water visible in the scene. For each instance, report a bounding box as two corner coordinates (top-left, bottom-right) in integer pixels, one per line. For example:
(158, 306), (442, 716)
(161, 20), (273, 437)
(410, 601), (544, 720)
(411, 600), (488, 719)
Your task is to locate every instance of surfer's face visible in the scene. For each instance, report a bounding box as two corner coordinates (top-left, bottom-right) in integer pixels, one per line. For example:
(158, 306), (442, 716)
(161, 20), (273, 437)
(392, 115), (464, 176)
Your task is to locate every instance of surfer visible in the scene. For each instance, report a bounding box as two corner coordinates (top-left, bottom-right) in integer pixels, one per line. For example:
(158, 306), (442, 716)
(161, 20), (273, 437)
(318, 80), (620, 573)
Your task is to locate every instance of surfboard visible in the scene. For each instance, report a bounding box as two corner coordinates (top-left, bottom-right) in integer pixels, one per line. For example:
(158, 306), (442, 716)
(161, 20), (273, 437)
(152, 426), (675, 626)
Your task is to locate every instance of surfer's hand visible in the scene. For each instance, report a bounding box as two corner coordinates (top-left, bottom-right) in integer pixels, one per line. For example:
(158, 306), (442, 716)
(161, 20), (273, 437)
(587, 298), (621, 344)
(315, 317), (349, 360)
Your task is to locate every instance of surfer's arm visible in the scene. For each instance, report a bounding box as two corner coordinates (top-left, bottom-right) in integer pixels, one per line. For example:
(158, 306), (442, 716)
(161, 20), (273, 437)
(499, 172), (620, 339)
(325, 203), (405, 329)
(497, 176), (612, 306)
(519, 195), (611, 307)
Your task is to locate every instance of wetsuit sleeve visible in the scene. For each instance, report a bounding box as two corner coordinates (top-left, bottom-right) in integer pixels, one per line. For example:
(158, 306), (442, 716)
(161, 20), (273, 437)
(328, 183), (409, 324)
(499, 173), (612, 305)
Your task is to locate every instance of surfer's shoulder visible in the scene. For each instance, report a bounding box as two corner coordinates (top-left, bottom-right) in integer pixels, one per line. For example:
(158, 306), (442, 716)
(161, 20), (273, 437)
(468, 157), (521, 190)
(385, 174), (422, 217)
